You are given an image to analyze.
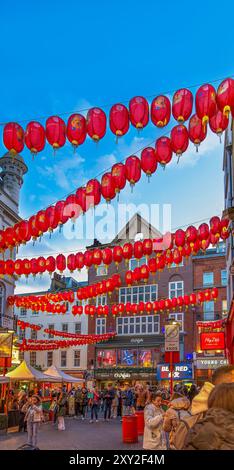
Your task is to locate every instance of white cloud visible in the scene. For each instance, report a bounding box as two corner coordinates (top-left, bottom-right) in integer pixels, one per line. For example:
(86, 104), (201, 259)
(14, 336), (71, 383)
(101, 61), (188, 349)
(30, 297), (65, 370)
(36, 154), (85, 191)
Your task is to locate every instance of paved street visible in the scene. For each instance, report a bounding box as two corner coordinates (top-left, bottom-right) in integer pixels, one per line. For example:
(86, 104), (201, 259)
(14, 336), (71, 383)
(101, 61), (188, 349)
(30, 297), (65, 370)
(0, 417), (143, 450)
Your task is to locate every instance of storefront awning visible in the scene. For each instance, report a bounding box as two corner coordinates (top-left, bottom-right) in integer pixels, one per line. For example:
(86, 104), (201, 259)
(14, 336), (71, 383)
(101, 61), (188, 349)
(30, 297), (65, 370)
(6, 360), (60, 382)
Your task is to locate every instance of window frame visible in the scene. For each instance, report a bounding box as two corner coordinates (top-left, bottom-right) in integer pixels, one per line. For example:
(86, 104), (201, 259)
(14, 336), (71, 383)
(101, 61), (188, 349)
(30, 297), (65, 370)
(129, 257), (147, 271)
(47, 351), (53, 367)
(95, 318), (106, 334)
(74, 350), (81, 367)
(203, 300), (215, 321)
(203, 272), (214, 287)
(116, 315), (160, 336)
(168, 312), (184, 332)
(119, 284), (158, 304)
(169, 281), (184, 299)
(60, 350), (67, 367)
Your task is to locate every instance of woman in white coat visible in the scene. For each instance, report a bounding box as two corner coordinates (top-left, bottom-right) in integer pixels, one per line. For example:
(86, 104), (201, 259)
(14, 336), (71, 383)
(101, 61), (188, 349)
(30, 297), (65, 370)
(143, 391), (167, 450)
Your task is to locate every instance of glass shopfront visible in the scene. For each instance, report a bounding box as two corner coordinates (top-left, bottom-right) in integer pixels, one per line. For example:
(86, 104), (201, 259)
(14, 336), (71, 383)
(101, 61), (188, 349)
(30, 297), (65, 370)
(96, 348), (159, 369)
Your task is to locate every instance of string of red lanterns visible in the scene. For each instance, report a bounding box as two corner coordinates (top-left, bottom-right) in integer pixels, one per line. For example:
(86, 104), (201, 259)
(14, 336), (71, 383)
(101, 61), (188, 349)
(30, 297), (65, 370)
(196, 319), (225, 329)
(3, 215), (230, 279)
(8, 295), (68, 315)
(76, 274), (121, 301)
(19, 332), (116, 351)
(3, 78), (234, 156)
(17, 320), (41, 331)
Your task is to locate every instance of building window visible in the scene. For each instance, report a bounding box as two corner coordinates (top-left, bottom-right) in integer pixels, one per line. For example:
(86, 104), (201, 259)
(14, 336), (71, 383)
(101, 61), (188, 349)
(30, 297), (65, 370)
(203, 272), (214, 287)
(171, 260), (184, 268)
(20, 308), (27, 317)
(203, 301), (214, 321)
(96, 295), (107, 306)
(74, 350), (81, 367)
(31, 310), (39, 316)
(48, 324), (54, 339)
(19, 351), (24, 362)
(222, 300), (228, 317)
(168, 313), (184, 332)
(62, 323), (68, 333)
(96, 264), (107, 276)
(119, 284), (157, 304)
(75, 323), (81, 334)
(30, 352), (36, 367)
(116, 315), (160, 335)
(19, 329), (25, 341)
(221, 270), (227, 287)
(0, 284), (5, 316)
(30, 329), (37, 340)
(47, 351), (53, 367)
(169, 281), (184, 298)
(129, 257), (147, 271)
(61, 351), (67, 367)
(96, 318), (106, 334)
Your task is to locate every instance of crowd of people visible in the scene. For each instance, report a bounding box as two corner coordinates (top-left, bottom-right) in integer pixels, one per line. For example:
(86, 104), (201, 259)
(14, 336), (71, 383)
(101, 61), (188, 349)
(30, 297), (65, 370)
(5, 364), (234, 450)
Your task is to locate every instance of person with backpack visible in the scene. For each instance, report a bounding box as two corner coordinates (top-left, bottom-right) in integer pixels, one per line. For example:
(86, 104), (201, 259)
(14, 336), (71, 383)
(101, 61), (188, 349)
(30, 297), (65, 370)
(24, 395), (43, 448)
(143, 391), (167, 450)
(183, 383), (234, 450)
(89, 387), (100, 423)
(163, 395), (191, 449)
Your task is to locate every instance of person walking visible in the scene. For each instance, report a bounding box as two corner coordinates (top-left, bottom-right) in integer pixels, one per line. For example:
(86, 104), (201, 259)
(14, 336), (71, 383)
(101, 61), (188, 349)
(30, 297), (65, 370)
(89, 387), (100, 423)
(111, 388), (118, 419)
(122, 384), (134, 416)
(143, 391), (167, 450)
(184, 383), (234, 450)
(18, 392), (28, 432)
(135, 385), (147, 411)
(24, 395), (43, 448)
(104, 385), (114, 421)
(81, 387), (88, 420)
(74, 387), (83, 418)
(57, 388), (67, 431)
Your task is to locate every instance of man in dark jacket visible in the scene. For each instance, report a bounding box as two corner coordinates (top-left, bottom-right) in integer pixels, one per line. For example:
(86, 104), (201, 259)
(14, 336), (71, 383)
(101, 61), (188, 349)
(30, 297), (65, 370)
(104, 385), (115, 421)
(122, 384), (134, 416)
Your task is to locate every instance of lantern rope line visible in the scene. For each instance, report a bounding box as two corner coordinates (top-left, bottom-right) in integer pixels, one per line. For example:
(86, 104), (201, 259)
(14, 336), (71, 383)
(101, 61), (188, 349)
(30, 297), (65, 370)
(0, 74), (233, 126)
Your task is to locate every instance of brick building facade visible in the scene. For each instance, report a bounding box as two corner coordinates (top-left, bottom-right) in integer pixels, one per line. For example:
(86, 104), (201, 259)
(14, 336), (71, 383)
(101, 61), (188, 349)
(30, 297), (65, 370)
(86, 214), (195, 388)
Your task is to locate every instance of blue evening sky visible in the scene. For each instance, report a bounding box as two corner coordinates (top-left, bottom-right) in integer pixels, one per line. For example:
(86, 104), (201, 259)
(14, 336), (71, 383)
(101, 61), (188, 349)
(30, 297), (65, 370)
(0, 0), (233, 292)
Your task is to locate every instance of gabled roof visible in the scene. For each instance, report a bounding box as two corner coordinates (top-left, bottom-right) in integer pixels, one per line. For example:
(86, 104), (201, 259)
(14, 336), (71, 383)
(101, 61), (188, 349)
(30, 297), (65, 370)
(112, 212), (162, 244)
(6, 360), (60, 382)
(44, 365), (84, 383)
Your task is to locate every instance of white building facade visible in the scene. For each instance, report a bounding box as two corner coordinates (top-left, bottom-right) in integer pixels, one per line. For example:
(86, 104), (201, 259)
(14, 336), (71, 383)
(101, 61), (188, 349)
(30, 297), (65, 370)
(0, 152), (28, 330)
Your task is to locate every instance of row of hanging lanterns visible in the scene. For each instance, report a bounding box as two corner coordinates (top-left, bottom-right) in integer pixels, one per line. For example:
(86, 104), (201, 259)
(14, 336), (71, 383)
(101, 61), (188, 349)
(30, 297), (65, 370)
(3, 78), (234, 155)
(19, 332), (116, 351)
(76, 274), (121, 301)
(17, 320), (41, 330)
(3, 216), (230, 280)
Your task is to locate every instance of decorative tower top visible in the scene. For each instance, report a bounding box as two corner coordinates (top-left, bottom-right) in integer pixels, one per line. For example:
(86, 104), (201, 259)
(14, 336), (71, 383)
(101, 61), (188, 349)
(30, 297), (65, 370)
(0, 152), (28, 212)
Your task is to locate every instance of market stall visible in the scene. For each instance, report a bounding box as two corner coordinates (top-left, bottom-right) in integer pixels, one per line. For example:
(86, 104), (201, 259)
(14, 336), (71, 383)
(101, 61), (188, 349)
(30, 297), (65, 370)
(44, 365), (84, 415)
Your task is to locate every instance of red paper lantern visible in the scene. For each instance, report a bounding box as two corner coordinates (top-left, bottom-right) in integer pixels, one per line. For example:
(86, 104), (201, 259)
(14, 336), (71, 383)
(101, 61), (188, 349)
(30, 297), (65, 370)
(75, 252), (85, 271)
(125, 270), (134, 286)
(45, 206), (58, 234)
(109, 103), (129, 137)
(93, 249), (103, 267)
(188, 114), (207, 151)
(148, 257), (157, 274)
(111, 163), (126, 196)
(153, 301), (159, 313)
(25, 121), (45, 155)
(125, 156), (141, 188)
(134, 241), (143, 260)
(211, 287), (218, 301)
(155, 136), (172, 167)
(122, 243), (133, 263)
(182, 243), (192, 258)
(28, 215), (40, 241)
(133, 267), (141, 283)
(195, 84), (216, 125)
(189, 293), (196, 305)
(14, 259), (23, 277)
(165, 250), (173, 267)
(83, 250), (93, 269)
(101, 173), (116, 202)
(4, 227), (17, 250)
(103, 305), (109, 316)
(151, 95), (171, 127)
(38, 257), (46, 274)
(173, 248), (182, 266)
(112, 273), (121, 288)
(197, 223), (210, 244)
(172, 88), (193, 122)
(170, 125), (189, 158)
(145, 301), (152, 314)
(141, 147), (157, 179)
(204, 290), (211, 302)
(76, 187), (87, 214)
(3, 122), (24, 154)
(86, 179), (101, 209)
(54, 200), (69, 228)
(140, 264), (149, 282)
(87, 108), (106, 142)
(5, 259), (15, 276)
(45, 116), (66, 149)
(216, 78), (234, 116)
(165, 299), (172, 311)
(46, 256), (56, 275)
(175, 229), (186, 251)
(14, 221), (30, 245)
(97, 306), (103, 316)
(56, 254), (66, 273)
(138, 301), (145, 314)
(102, 247), (113, 268)
(143, 239), (153, 257)
(22, 259), (31, 277)
(67, 254), (76, 272)
(66, 113), (86, 148)
(209, 110), (229, 141)
(65, 194), (81, 222)
(220, 219), (229, 240)
(131, 304), (138, 315)
(158, 299), (165, 312)
(113, 246), (123, 265)
(129, 96), (149, 129)
(35, 210), (49, 236)
(112, 305), (119, 316)
(210, 216), (221, 238)
(186, 226), (197, 249)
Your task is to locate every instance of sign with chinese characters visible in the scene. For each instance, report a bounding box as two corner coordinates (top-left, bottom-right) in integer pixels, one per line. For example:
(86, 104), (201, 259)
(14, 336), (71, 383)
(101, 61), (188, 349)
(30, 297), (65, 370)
(157, 363), (194, 380)
(200, 332), (225, 351)
(196, 357), (228, 369)
(165, 324), (180, 352)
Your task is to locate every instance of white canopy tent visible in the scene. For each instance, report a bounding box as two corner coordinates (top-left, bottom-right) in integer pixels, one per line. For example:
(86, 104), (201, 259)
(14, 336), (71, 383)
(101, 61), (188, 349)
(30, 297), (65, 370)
(44, 365), (84, 383)
(6, 360), (60, 382)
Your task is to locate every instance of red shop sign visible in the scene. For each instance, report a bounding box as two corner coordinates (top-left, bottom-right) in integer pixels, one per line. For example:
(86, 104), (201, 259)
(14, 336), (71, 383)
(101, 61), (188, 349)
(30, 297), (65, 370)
(200, 332), (225, 351)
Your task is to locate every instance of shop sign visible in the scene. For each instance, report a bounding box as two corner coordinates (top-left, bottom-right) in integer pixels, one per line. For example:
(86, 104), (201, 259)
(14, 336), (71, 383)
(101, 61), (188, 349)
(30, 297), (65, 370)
(113, 372), (131, 379)
(0, 332), (13, 358)
(165, 324), (180, 352)
(196, 357), (229, 369)
(200, 332), (225, 351)
(157, 363), (194, 380)
(130, 338), (144, 345)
